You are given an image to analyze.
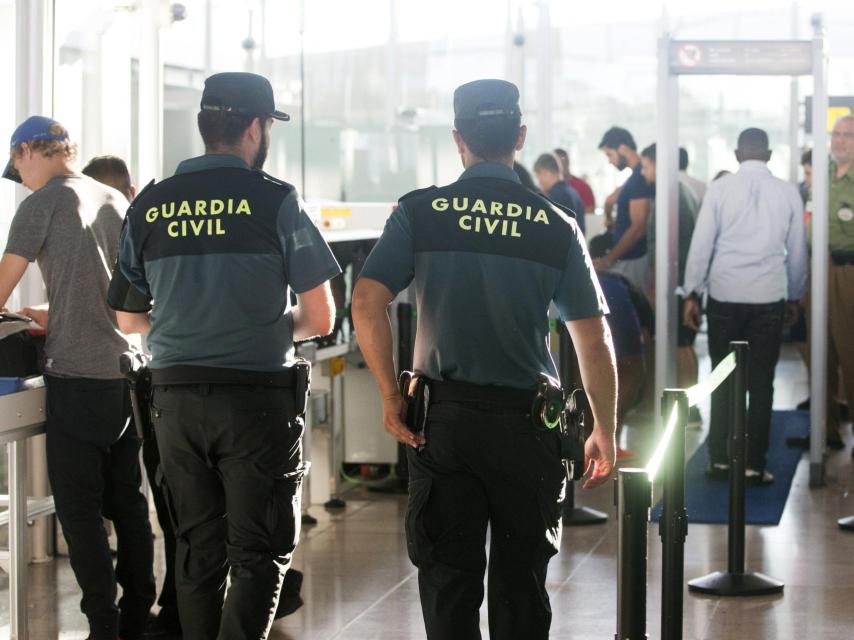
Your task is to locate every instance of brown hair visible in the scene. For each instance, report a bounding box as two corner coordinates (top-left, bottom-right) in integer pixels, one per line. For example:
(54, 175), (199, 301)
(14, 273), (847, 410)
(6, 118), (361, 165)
(533, 153), (561, 175)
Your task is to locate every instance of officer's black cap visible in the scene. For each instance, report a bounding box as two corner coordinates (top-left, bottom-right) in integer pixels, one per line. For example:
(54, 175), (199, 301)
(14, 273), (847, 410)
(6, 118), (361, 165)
(453, 79), (521, 122)
(200, 72), (290, 122)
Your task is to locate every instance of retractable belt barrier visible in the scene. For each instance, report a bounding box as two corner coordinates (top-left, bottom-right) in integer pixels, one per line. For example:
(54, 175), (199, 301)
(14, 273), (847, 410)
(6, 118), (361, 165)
(615, 340), (784, 640)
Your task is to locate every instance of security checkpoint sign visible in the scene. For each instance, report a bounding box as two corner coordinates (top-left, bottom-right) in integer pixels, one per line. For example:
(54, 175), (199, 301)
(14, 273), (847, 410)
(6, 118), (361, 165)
(670, 40), (813, 76)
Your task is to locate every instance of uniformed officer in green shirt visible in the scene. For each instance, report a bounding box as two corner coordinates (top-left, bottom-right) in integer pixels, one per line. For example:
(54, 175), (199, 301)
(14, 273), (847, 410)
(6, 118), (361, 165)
(352, 79), (617, 640)
(823, 114), (854, 445)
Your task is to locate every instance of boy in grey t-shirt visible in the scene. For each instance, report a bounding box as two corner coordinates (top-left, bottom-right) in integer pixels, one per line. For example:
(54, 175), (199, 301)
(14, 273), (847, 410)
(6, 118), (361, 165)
(0, 116), (154, 640)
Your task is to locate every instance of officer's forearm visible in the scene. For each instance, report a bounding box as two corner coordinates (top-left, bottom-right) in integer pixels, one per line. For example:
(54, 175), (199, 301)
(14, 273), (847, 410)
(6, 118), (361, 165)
(116, 311), (151, 336)
(352, 280), (399, 399)
(566, 317), (617, 436)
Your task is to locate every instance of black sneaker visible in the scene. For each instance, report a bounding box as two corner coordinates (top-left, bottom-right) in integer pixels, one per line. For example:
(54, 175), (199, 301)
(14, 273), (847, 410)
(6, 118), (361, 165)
(275, 568), (304, 620)
(705, 462), (729, 480)
(745, 468), (774, 485)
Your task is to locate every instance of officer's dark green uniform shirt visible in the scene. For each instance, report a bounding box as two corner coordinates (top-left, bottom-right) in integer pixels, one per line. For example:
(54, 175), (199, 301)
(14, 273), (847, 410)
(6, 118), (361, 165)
(110, 154), (341, 371)
(360, 161), (607, 389)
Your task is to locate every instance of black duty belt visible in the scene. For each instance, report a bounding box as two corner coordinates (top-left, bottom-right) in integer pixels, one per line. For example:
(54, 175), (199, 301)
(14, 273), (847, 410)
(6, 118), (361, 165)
(151, 365), (296, 388)
(428, 379), (535, 412)
(831, 251), (854, 266)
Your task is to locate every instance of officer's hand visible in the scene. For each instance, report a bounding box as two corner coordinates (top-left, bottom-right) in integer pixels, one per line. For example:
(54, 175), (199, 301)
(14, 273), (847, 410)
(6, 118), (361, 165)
(382, 393), (425, 449)
(581, 428), (615, 489)
(682, 298), (701, 332)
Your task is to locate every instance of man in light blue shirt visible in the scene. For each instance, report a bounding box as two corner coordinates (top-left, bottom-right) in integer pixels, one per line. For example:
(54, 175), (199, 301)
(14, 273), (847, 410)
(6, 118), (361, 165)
(683, 128), (807, 484)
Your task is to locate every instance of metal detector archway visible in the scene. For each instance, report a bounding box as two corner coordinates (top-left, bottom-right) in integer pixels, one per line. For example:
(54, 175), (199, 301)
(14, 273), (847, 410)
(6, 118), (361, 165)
(654, 36), (829, 487)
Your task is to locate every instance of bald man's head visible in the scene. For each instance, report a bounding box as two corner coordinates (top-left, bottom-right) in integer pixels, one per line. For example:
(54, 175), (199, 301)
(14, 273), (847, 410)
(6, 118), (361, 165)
(831, 115), (854, 167)
(735, 128), (772, 164)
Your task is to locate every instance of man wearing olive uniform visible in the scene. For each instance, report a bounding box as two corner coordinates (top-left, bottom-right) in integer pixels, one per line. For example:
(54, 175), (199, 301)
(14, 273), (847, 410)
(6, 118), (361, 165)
(353, 80), (617, 640)
(823, 114), (854, 445)
(108, 72), (340, 640)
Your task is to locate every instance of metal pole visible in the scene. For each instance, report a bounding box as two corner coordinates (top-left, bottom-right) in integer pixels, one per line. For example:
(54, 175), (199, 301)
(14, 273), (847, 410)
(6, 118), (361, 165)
(615, 468), (650, 640)
(325, 366), (346, 509)
(139, 0), (163, 186)
(788, 2), (800, 184)
(660, 389), (688, 640)
(395, 302), (414, 482)
(9, 440), (29, 640)
(369, 301), (414, 495)
(809, 33), (829, 488)
(654, 35), (680, 426)
(728, 341), (748, 575)
(299, 0), (307, 198)
(688, 342), (784, 596)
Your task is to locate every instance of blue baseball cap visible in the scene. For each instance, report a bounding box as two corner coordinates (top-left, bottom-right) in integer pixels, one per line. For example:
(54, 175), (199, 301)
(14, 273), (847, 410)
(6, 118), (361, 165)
(3, 116), (70, 183)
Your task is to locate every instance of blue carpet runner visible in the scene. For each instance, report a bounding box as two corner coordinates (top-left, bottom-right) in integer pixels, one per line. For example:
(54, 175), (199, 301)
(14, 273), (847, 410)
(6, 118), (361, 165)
(651, 410), (809, 526)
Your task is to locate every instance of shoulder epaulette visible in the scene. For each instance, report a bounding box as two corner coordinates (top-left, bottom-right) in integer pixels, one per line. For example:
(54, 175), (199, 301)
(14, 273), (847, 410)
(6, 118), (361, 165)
(254, 170), (296, 193)
(398, 185), (439, 205)
(540, 192), (578, 222)
(126, 179), (157, 219)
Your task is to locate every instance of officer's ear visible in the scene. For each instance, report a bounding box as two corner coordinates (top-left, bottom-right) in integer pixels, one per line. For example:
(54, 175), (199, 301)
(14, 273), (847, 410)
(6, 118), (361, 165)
(452, 129), (467, 156)
(515, 125), (527, 152)
(246, 117), (264, 145)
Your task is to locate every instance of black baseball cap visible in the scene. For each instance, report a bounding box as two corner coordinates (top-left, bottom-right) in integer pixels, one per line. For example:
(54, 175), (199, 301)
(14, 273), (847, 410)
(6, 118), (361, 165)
(453, 79), (521, 122)
(200, 72), (290, 122)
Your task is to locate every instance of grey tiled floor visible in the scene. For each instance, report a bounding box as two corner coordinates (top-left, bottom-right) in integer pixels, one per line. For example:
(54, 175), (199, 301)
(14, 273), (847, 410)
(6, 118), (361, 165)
(3, 344), (854, 638)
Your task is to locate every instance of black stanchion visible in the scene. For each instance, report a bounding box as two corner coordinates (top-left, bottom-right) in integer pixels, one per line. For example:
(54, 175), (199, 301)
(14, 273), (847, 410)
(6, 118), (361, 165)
(370, 302), (414, 495)
(688, 341), (784, 596)
(558, 324), (608, 525)
(615, 468), (651, 640)
(659, 390), (688, 640)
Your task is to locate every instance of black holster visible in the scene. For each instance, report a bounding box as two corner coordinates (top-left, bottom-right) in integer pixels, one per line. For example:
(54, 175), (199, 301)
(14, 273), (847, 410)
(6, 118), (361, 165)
(532, 374), (587, 481)
(399, 371), (429, 441)
(119, 352), (152, 439)
(561, 388), (588, 481)
(293, 357), (311, 417)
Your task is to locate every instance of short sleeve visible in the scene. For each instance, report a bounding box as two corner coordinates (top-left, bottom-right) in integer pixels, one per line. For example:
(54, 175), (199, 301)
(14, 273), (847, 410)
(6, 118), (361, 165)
(4, 195), (53, 262)
(358, 204), (415, 295)
(627, 171), (655, 201)
(278, 193), (342, 294)
(553, 221), (609, 322)
(109, 219), (153, 312)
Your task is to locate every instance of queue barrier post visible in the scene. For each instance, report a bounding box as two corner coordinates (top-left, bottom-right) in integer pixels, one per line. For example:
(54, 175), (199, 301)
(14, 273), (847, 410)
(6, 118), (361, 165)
(659, 390), (689, 640)
(558, 324), (608, 525)
(369, 301), (415, 496)
(615, 468), (651, 640)
(687, 341), (784, 596)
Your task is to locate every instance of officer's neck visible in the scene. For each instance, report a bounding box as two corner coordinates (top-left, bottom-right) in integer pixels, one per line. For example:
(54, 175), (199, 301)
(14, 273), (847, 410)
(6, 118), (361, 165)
(462, 154), (514, 171)
(205, 145), (254, 169)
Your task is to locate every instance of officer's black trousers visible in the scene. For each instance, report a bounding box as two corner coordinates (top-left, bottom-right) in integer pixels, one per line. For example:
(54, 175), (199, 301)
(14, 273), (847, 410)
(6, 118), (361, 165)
(151, 384), (305, 640)
(405, 400), (566, 640)
(45, 376), (156, 640)
(141, 430), (179, 620)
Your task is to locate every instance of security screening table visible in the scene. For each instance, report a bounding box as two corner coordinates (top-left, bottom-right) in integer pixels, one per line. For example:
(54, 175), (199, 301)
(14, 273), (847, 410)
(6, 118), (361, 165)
(0, 378), (56, 640)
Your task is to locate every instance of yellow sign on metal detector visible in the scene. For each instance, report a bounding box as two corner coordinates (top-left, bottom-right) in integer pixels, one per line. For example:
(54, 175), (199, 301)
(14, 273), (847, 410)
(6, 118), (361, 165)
(828, 106), (853, 131)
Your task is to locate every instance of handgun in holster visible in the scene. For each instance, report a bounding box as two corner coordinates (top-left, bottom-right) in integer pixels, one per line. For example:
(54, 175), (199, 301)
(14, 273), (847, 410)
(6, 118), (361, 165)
(293, 357), (311, 417)
(119, 351), (152, 440)
(398, 370), (429, 445)
(532, 374), (587, 481)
